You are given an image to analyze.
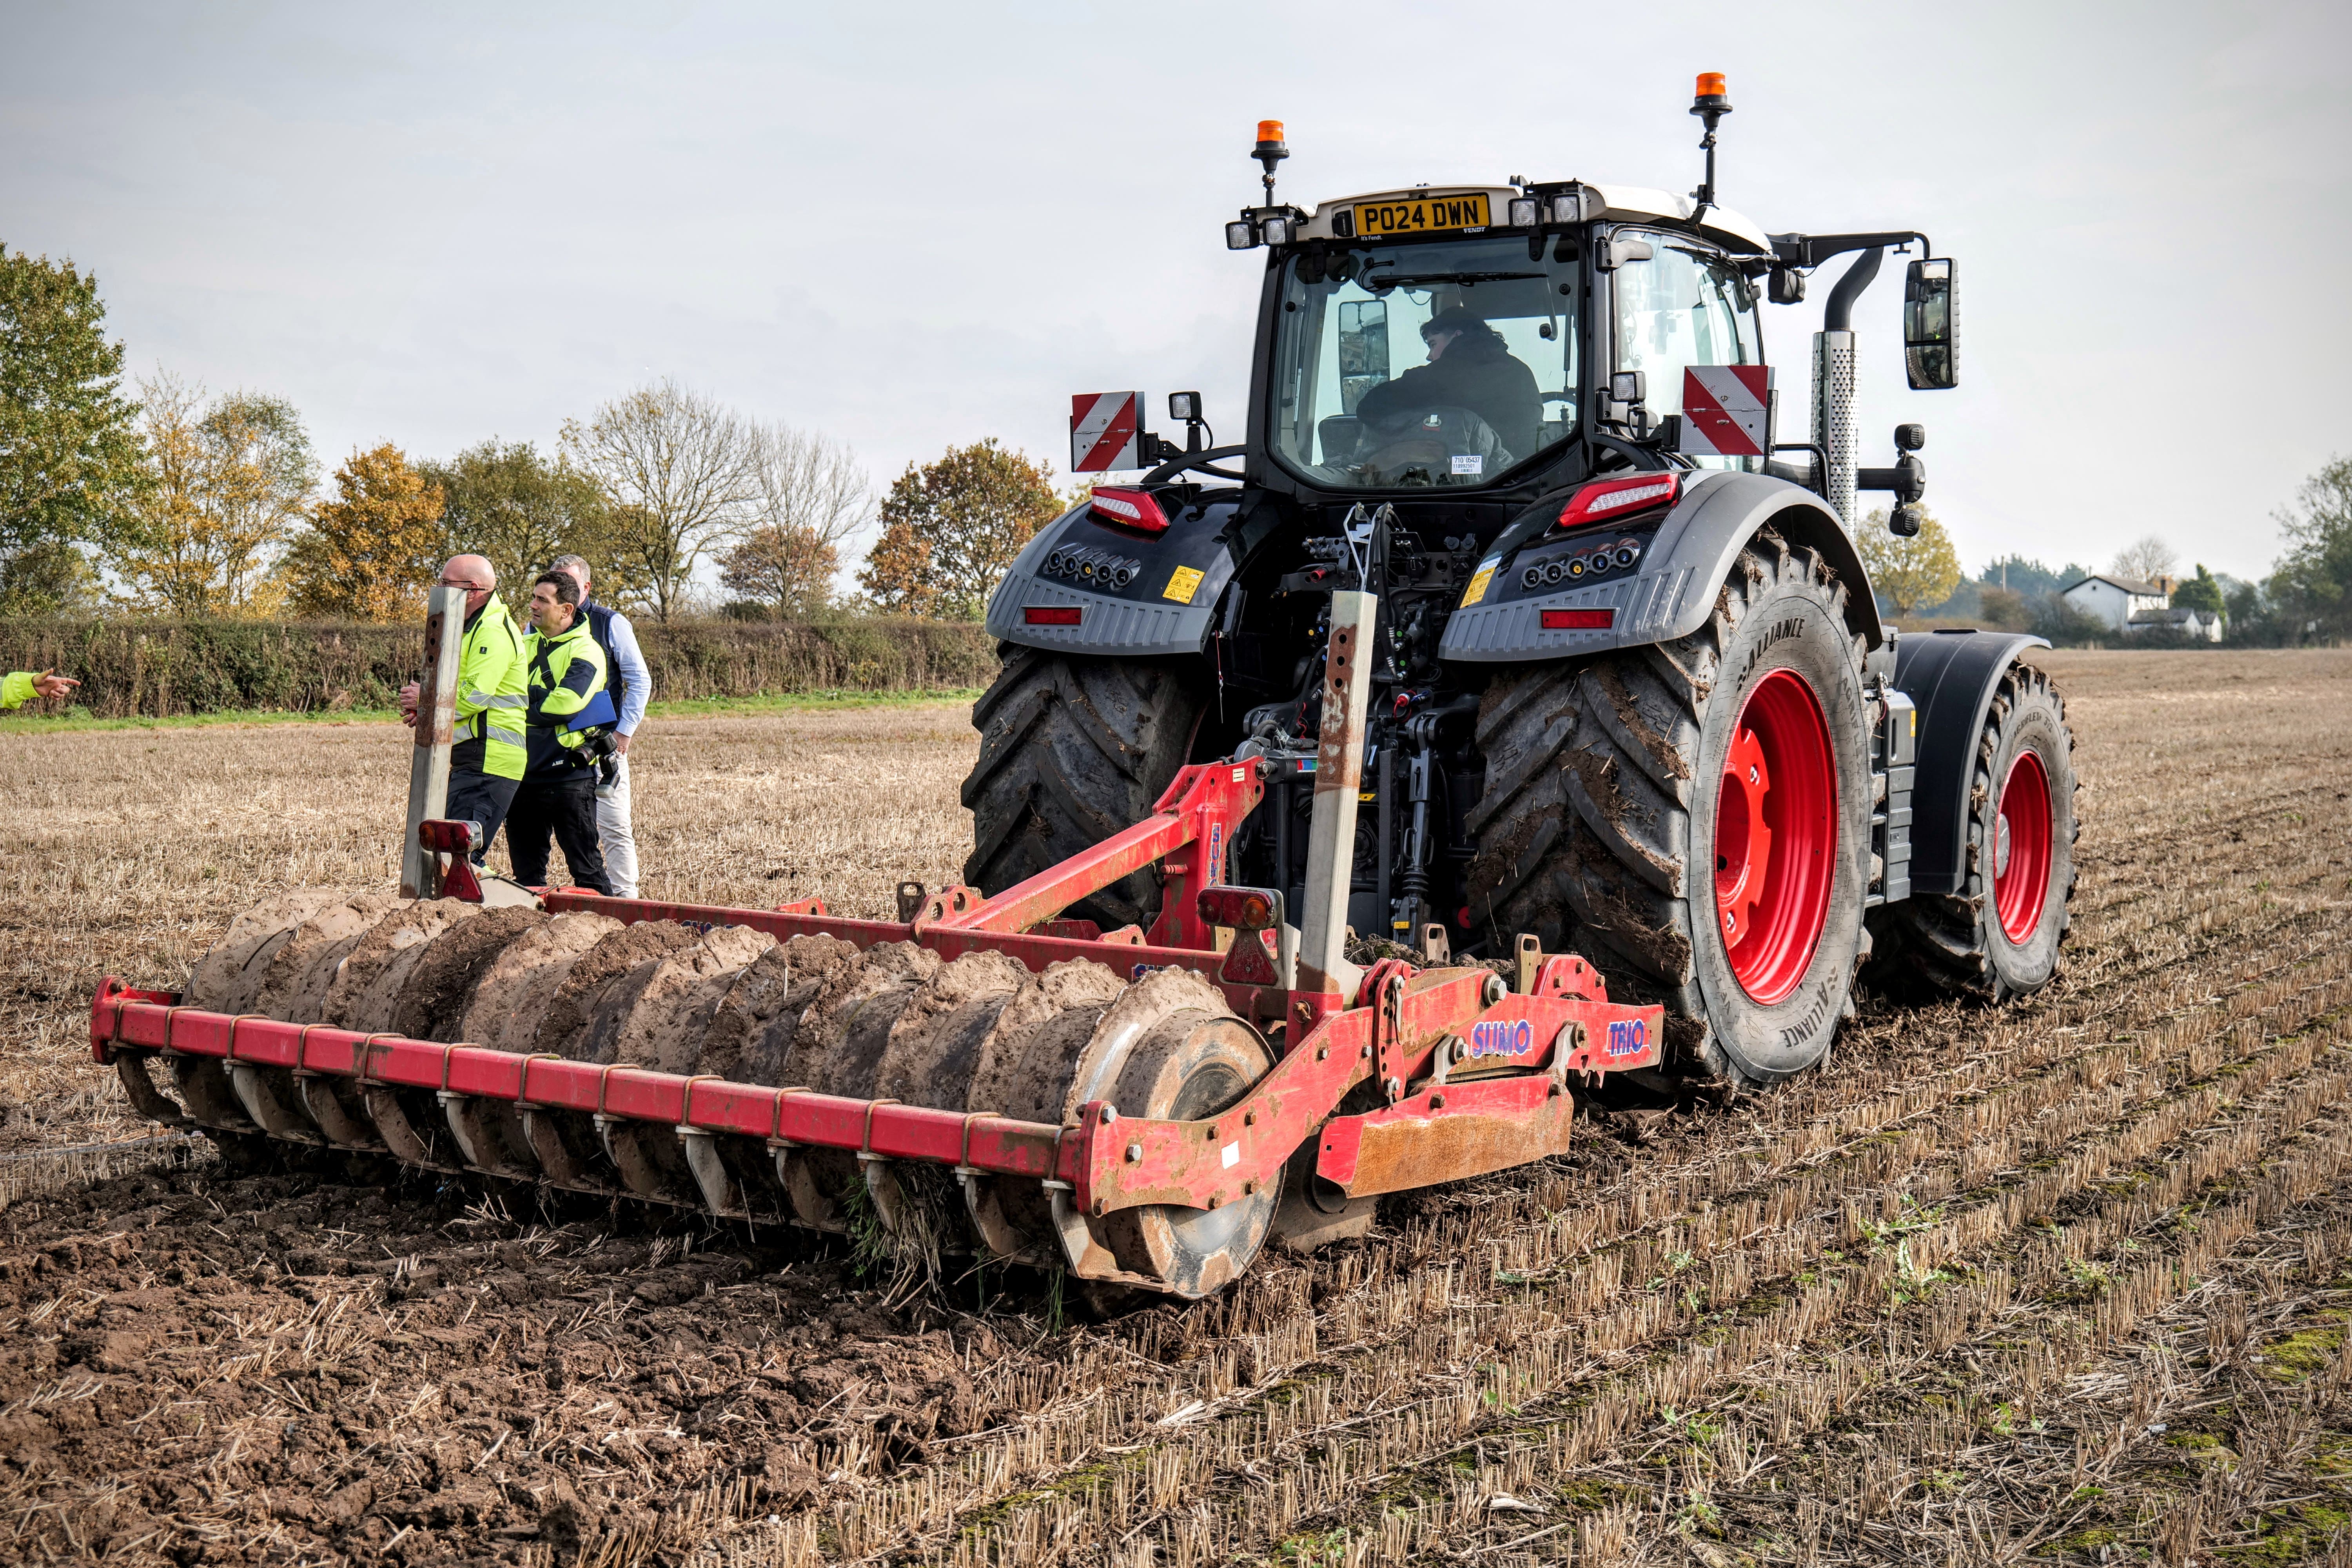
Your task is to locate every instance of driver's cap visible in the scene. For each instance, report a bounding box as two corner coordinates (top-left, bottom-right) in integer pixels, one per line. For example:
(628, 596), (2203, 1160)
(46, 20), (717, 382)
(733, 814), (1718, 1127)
(1421, 306), (1486, 340)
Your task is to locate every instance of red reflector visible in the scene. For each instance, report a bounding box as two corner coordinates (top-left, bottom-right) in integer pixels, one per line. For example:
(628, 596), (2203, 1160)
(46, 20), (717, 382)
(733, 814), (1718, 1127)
(1024, 606), (1083, 625)
(1541, 609), (1615, 630)
(1558, 472), (1679, 530)
(1197, 884), (1279, 930)
(1087, 485), (1173, 534)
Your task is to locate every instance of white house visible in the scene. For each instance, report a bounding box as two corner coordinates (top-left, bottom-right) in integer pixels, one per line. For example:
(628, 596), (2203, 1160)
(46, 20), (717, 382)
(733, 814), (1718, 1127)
(2128, 605), (2225, 642)
(2061, 574), (2169, 633)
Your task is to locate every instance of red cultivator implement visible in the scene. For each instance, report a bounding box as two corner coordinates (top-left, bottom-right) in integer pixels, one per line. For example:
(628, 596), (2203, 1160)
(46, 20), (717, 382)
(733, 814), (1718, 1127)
(92, 589), (1659, 1299)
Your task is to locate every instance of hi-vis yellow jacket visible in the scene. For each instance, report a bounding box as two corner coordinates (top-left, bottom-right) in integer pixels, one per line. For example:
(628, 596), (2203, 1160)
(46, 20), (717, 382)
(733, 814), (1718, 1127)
(0, 672), (37, 710)
(523, 617), (610, 780)
(456, 603), (529, 781)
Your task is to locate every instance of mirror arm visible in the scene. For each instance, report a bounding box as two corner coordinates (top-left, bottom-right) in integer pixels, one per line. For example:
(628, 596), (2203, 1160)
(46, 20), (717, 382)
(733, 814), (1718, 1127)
(1142, 444), (1249, 486)
(1768, 230), (1932, 269)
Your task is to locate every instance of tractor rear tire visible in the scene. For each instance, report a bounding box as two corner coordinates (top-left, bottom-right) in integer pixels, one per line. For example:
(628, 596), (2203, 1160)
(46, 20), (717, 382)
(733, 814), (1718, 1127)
(1867, 661), (2078, 1001)
(1466, 531), (1874, 1087)
(962, 648), (1207, 933)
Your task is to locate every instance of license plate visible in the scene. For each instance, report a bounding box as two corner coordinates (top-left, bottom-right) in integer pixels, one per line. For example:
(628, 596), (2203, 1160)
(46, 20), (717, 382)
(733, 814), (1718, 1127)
(1353, 192), (1491, 238)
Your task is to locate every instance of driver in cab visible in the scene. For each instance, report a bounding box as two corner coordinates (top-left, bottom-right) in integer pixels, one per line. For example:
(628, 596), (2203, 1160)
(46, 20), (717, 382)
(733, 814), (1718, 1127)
(1354, 307), (1542, 466)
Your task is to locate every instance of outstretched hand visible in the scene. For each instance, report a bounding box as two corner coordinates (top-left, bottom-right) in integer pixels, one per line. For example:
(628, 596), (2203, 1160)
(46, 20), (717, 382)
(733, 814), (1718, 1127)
(31, 671), (78, 701)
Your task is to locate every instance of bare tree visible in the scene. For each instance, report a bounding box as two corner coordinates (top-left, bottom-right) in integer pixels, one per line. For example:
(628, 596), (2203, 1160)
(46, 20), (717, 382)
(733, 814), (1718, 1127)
(559, 379), (762, 622)
(753, 425), (869, 564)
(718, 426), (870, 617)
(2110, 534), (2177, 586)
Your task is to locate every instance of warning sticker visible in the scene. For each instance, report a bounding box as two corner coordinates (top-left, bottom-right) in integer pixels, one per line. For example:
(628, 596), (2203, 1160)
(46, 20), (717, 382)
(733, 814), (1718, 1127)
(1163, 564), (1205, 603)
(1459, 563), (1496, 608)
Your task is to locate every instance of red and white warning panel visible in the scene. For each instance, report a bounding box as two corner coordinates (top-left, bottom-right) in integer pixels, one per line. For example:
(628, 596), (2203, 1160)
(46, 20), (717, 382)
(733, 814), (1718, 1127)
(1071, 392), (1142, 473)
(1679, 365), (1774, 458)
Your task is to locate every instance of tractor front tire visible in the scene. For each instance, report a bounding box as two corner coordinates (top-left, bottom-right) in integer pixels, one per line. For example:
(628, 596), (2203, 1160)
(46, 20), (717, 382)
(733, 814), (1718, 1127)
(1867, 662), (2078, 1001)
(1467, 531), (1874, 1087)
(962, 648), (1206, 933)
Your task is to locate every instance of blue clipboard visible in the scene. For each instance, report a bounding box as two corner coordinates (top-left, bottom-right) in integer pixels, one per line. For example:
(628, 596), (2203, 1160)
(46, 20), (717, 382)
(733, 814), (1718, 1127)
(566, 690), (618, 732)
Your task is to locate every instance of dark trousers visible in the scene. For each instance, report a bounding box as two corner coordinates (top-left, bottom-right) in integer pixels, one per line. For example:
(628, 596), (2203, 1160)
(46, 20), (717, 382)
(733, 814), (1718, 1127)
(443, 769), (520, 865)
(508, 773), (613, 895)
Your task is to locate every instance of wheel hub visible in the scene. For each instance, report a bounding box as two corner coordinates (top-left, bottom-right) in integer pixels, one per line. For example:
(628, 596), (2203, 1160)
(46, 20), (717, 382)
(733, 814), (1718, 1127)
(1715, 726), (1773, 948)
(1711, 669), (1838, 1005)
(1993, 749), (2053, 944)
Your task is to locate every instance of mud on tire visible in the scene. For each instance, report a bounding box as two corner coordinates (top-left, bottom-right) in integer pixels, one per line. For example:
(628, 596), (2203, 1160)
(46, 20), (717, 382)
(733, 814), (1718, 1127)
(962, 648), (1207, 932)
(1867, 661), (2078, 1002)
(1466, 530), (1873, 1087)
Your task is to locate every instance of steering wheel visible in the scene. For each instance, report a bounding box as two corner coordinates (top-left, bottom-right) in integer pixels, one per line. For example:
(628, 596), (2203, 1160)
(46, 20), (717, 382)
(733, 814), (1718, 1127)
(1351, 405), (1510, 485)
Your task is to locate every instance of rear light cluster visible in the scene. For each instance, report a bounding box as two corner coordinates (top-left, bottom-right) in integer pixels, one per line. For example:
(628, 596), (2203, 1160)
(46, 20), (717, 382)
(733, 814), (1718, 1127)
(1521, 539), (1641, 589)
(1540, 608), (1615, 630)
(1557, 472), (1679, 530)
(1196, 884), (1280, 930)
(1023, 606), (1082, 626)
(1044, 544), (1142, 589)
(1087, 486), (1172, 535)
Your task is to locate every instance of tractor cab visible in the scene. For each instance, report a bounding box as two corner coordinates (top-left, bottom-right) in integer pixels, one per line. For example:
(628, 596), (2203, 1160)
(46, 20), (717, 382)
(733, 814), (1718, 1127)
(1245, 181), (1777, 501)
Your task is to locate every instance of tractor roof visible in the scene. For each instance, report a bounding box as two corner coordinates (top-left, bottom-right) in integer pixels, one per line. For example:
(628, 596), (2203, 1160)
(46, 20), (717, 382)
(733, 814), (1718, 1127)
(1298, 182), (1772, 258)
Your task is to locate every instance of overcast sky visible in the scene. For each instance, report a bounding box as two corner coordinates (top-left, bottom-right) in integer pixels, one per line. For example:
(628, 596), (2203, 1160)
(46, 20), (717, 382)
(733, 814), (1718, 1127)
(4, 0), (2345, 585)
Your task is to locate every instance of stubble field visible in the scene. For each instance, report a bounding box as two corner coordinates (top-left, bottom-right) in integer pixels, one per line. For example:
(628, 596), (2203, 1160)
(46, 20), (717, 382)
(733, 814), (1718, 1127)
(2, 650), (2352, 1567)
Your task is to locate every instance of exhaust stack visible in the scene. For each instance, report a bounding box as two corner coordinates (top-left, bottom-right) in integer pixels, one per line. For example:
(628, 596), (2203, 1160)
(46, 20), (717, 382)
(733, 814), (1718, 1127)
(1811, 246), (1883, 530)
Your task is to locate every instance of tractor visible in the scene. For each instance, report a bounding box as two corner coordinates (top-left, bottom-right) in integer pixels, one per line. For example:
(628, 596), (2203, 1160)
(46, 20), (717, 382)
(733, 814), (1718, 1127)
(965, 77), (2078, 1089)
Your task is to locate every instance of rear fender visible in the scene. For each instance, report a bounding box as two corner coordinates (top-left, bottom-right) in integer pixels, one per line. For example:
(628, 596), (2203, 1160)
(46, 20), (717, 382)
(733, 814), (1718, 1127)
(985, 494), (1241, 656)
(1438, 470), (1883, 662)
(1893, 630), (2052, 897)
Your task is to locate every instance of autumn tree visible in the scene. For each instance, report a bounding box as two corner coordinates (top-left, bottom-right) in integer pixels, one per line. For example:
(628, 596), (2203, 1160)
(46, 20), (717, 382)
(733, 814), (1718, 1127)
(2111, 534), (2176, 586)
(281, 445), (448, 621)
(424, 440), (617, 608)
(0, 243), (144, 613)
(560, 380), (762, 622)
(720, 526), (840, 617)
(858, 439), (1059, 619)
(1859, 506), (1962, 616)
(109, 375), (315, 616)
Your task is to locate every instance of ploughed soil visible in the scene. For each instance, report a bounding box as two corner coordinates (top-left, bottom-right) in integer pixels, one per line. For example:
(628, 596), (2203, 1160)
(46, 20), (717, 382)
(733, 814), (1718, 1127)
(0, 1153), (1010, 1565)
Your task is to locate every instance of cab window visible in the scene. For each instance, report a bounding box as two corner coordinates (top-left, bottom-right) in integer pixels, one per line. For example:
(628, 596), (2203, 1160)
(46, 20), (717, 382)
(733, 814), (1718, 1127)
(1270, 235), (1581, 491)
(1610, 234), (1765, 470)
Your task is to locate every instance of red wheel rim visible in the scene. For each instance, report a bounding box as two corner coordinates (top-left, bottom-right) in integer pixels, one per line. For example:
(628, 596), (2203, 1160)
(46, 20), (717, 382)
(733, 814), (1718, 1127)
(1713, 669), (1838, 1005)
(1993, 749), (2053, 944)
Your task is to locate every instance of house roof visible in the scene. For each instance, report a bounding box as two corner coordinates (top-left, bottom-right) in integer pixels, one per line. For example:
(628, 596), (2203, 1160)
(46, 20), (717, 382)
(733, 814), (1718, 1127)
(2063, 573), (2167, 598)
(2129, 606), (2207, 625)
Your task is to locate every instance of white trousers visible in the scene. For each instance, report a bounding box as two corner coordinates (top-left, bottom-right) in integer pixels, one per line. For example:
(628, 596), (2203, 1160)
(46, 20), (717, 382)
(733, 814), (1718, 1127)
(595, 753), (639, 898)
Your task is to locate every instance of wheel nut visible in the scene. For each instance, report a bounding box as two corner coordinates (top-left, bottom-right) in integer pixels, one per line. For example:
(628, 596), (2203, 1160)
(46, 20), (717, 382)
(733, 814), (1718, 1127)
(1126, 1143), (1143, 1163)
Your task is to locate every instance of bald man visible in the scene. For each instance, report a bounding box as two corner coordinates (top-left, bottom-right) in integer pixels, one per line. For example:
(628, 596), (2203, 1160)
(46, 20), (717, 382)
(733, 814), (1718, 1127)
(400, 554), (529, 866)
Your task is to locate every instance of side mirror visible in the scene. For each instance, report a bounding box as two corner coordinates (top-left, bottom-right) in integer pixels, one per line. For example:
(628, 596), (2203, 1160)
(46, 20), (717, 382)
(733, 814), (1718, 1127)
(1596, 234), (1654, 272)
(1903, 258), (1957, 390)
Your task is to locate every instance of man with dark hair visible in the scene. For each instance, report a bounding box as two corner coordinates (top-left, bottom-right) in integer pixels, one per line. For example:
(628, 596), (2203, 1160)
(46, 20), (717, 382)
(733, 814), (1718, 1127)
(1353, 307), (1543, 463)
(549, 554), (649, 897)
(398, 554), (526, 866)
(506, 570), (615, 896)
